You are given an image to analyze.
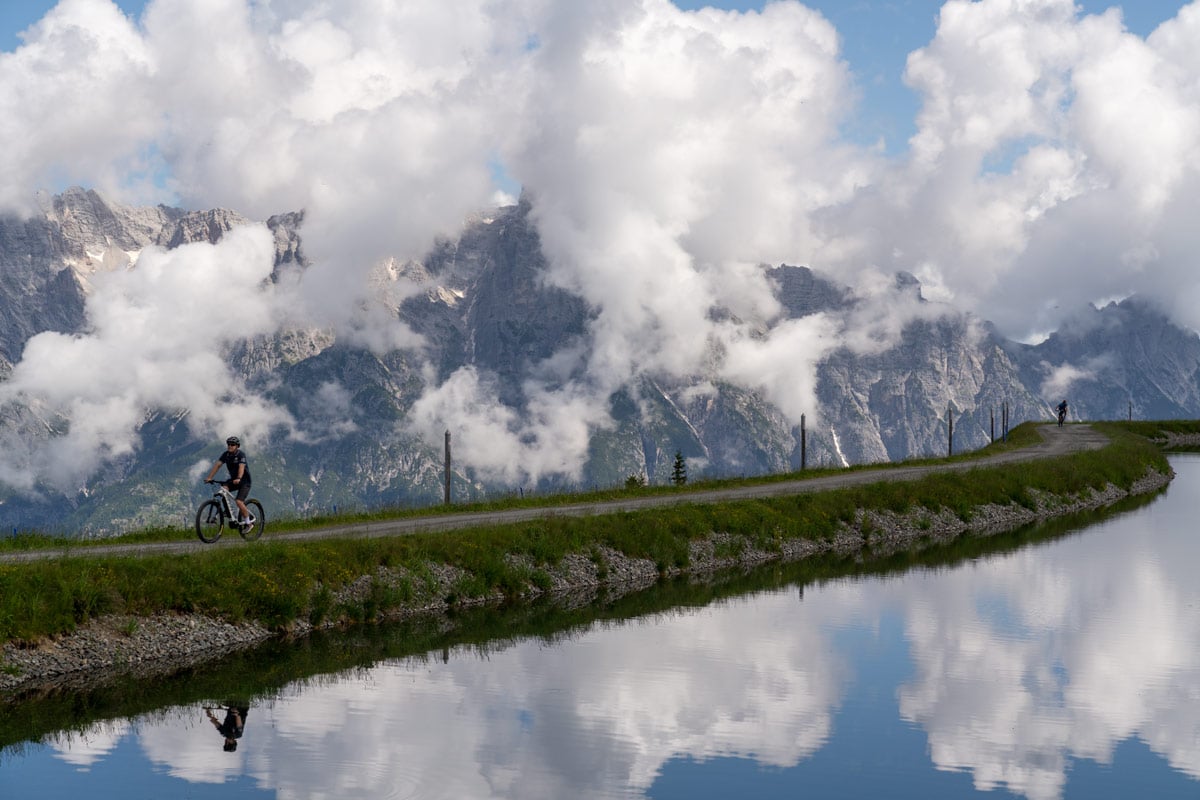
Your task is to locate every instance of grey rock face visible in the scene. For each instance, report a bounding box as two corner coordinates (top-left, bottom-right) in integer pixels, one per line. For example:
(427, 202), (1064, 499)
(1012, 298), (1200, 420)
(2, 188), (1199, 533)
(769, 263), (851, 317)
(404, 198), (590, 404)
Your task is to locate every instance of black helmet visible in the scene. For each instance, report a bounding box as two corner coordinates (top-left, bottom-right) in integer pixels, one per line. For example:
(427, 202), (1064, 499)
(226, 436), (241, 446)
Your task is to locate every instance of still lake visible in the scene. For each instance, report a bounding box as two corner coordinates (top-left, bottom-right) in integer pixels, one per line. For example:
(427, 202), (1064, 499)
(4, 455), (1200, 799)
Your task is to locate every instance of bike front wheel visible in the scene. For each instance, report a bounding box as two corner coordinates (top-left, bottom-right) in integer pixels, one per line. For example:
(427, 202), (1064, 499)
(195, 499), (224, 543)
(239, 499), (265, 541)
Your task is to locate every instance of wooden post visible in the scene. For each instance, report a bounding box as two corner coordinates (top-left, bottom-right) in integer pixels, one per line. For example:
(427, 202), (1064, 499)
(948, 405), (954, 457)
(800, 413), (807, 471)
(444, 430), (451, 505)
(1002, 401), (1008, 442)
(1129, 400), (1132, 422)
(990, 407), (995, 443)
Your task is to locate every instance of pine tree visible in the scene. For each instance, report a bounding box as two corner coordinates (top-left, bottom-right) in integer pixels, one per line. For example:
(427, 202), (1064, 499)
(671, 451), (688, 486)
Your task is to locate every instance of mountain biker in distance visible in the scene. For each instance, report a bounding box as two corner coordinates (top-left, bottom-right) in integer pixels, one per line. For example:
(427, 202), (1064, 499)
(204, 436), (255, 532)
(1056, 399), (1068, 427)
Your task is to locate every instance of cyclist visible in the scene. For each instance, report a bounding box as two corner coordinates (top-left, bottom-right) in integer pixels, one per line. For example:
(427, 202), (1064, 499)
(204, 436), (255, 531)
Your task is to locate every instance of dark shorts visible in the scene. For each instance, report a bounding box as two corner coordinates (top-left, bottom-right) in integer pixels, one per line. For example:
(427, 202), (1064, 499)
(222, 480), (251, 502)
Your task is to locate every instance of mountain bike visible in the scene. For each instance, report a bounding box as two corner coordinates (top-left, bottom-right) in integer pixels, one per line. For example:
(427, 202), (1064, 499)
(196, 481), (265, 543)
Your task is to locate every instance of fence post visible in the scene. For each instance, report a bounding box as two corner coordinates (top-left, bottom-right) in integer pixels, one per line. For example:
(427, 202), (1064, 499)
(948, 405), (954, 457)
(800, 413), (807, 471)
(444, 430), (452, 505)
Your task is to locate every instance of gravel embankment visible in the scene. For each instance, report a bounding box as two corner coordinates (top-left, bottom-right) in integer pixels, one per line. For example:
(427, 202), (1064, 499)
(0, 459), (1172, 698)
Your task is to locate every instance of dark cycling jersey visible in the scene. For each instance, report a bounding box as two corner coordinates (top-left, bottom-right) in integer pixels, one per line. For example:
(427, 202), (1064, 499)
(217, 707), (248, 739)
(219, 449), (252, 484)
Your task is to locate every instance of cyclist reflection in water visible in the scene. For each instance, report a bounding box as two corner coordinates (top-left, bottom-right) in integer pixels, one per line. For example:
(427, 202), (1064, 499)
(205, 705), (249, 752)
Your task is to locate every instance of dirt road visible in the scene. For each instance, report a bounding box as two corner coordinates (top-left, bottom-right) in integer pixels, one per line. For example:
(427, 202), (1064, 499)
(0, 424), (1108, 564)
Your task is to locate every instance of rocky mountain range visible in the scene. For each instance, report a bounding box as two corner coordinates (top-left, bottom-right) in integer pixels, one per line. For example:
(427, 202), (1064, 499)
(0, 188), (1195, 534)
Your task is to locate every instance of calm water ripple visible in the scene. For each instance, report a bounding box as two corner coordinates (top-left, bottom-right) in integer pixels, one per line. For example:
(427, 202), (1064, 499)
(4, 456), (1200, 799)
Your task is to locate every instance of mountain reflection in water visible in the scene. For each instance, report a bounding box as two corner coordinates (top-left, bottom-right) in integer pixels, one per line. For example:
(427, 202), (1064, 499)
(5, 457), (1200, 799)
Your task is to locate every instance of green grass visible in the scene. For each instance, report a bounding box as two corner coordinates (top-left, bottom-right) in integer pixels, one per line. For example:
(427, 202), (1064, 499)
(0, 420), (1187, 648)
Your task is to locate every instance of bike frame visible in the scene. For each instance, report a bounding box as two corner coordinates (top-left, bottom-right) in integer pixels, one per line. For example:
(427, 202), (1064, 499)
(213, 484), (239, 519)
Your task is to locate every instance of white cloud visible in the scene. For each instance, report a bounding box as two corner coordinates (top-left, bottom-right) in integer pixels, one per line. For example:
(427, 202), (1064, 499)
(4, 0), (1200, 485)
(405, 366), (611, 485)
(835, 0), (1200, 340)
(291, 381), (359, 443)
(0, 225), (290, 490)
(512, 0), (861, 384)
(1039, 363), (1089, 401)
(0, 0), (159, 211)
(719, 313), (840, 424)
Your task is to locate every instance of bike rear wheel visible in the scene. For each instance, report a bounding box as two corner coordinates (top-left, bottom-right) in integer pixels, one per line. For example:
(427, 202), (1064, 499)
(239, 499), (265, 541)
(195, 499), (224, 543)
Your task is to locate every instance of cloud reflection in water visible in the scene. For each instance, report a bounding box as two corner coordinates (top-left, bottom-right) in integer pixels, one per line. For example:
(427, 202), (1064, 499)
(44, 460), (1200, 799)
